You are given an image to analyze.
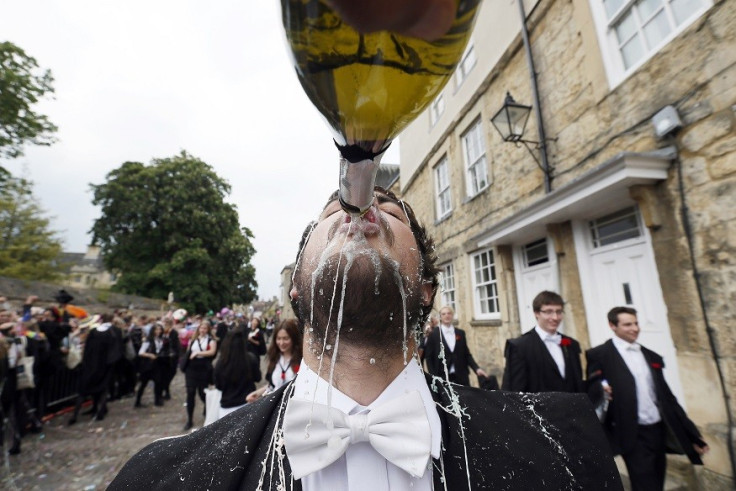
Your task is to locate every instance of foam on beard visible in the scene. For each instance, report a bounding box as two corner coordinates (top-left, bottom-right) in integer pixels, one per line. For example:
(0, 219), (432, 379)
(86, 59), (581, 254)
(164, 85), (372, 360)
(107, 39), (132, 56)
(296, 248), (423, 354)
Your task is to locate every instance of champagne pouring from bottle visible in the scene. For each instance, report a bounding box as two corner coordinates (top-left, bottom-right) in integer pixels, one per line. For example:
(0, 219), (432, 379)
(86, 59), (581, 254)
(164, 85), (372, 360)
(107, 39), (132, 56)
(281, 0), (482, 215)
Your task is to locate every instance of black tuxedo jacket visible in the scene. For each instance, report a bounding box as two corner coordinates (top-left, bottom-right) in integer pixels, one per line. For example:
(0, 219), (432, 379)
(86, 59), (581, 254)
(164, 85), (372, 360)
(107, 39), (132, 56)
(423, 326), (479, 385)
(110, 375), (622, 490)
(586, 340), (705, 463)
(502, 329), (585, 393)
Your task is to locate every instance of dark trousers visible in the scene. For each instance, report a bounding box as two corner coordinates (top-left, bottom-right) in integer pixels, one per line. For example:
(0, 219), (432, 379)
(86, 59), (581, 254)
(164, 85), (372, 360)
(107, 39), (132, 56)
(136, 366), (163, 405)
(622, 422), (666, 491)
(162, 357), (177, 396)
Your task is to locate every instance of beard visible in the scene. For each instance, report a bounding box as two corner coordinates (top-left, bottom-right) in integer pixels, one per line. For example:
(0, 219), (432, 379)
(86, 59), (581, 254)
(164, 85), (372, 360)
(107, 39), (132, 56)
(293, 241), (425, 354)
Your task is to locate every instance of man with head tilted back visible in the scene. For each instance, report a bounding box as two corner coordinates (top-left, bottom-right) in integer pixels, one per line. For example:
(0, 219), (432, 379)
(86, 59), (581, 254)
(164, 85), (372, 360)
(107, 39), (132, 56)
(110, 188), (621, 490)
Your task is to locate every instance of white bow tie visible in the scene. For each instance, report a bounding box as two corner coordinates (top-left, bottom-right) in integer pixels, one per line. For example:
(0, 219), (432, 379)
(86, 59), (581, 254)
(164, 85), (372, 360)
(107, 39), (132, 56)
(283, 390), (432, 479)
(545, 333), (561, 344)
(627, 344), (641, 352)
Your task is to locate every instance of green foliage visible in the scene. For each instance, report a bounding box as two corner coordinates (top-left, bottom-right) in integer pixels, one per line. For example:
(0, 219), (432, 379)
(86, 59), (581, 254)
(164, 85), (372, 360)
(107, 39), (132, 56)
(90, 151), (258, 313)
(0, 176), (63, 280)
(0, 41), (57, 162)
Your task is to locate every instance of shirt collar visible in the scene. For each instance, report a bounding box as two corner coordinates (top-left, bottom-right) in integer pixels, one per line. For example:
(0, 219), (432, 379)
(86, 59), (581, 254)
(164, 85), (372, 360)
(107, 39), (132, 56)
(440, 324), (454, 334)
(612, 335), (640, 352)
(293, 358), (442, 458)
(534, 325), (559, 341)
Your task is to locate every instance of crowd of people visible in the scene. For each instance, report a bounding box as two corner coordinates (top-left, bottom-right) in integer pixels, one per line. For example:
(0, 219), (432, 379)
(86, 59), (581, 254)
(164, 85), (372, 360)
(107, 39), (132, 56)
(418, 290), (709, 490)
(0, 289), (300, 455)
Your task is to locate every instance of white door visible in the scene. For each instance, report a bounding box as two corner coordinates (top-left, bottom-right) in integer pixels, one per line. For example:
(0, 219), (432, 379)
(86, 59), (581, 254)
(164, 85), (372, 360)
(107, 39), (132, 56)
(574, 207), (685, 404)
(514, 238), (560, 333)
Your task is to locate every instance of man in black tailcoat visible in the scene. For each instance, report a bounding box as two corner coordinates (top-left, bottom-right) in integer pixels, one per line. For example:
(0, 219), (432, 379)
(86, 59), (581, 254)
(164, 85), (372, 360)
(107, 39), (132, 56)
(586, 306), (708, 491)
(424, 305), (487, 385)
(502, 291), (585, 393)
(110, 188), (621, 490)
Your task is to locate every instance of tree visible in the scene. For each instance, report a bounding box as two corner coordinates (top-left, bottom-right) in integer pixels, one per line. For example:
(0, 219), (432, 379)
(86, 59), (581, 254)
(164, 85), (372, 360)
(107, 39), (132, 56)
(90, 151), (258, 312)
(0, 176), (63, 280)
(0, 42), (57, 164)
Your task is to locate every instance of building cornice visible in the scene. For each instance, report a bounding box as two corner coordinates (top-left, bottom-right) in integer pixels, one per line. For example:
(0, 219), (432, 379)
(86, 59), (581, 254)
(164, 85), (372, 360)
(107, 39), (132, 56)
(473, 146), (675, 247)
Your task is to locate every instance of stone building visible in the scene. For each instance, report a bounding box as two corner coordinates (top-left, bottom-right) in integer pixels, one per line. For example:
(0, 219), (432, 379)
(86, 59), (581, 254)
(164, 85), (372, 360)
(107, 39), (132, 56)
(280, 263), (296, 320)
(61, 245), (118, 290)
(398, 0), (734, 487)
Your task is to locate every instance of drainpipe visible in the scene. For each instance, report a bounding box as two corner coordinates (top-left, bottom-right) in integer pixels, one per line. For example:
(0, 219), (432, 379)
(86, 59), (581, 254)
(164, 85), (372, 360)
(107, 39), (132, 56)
(516, 0), (552, 193)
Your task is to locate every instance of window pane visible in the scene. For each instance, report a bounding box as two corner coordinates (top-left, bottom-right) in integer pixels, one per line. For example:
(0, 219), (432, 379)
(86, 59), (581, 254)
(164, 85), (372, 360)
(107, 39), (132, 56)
(643, 10), (672, 47)
(638, 0), (664, 21)
(620, 35), (646, 68)
(590, 207), (642, 247)
(524, 238), (549, 267)
(671, 0), (702, 24)
(604, 0), (625, 18)
(616, 13), (638, 44)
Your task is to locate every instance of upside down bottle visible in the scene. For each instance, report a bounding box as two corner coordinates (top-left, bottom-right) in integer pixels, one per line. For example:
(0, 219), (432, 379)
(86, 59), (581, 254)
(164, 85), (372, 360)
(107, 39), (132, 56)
(281, 0), (481, 214)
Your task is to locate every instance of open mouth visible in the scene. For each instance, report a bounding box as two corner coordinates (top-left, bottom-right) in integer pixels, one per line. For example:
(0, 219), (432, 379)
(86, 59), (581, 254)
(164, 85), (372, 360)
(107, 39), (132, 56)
(337, 207), (381, 237)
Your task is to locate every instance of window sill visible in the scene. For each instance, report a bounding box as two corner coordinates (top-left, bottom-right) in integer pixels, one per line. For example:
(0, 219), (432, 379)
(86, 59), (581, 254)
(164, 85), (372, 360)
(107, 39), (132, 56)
(463, 185), (489, 204)
(469, 318), (502, 328)
(435, 211), (453, 225)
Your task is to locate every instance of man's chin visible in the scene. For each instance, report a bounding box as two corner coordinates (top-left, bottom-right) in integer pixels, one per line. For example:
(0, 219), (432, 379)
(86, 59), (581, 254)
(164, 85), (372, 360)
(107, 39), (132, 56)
(300, 252), (422, 351)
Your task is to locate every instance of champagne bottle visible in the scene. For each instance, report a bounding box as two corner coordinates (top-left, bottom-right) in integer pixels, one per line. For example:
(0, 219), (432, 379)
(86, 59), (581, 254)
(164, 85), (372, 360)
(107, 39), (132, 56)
(281, 0), (481, 212)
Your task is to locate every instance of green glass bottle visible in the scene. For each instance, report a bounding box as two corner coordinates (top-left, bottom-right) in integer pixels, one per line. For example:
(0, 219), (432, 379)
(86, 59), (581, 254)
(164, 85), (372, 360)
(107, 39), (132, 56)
(281, 0), (481, 212)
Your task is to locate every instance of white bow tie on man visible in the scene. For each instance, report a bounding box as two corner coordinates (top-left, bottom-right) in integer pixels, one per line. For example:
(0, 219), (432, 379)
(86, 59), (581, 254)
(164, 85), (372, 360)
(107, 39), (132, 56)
(283, 389), (432, 479)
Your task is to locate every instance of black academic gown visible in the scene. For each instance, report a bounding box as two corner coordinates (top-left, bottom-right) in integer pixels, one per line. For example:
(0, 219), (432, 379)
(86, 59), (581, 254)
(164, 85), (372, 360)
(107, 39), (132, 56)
(502, 329), (585, 393)
(423, 327), (479, 386)
(110, 375), (622, 490)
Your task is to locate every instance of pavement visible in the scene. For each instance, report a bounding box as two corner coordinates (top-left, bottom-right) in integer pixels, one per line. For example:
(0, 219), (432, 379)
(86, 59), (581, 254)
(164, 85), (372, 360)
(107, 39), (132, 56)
(0, 371), (202, 491)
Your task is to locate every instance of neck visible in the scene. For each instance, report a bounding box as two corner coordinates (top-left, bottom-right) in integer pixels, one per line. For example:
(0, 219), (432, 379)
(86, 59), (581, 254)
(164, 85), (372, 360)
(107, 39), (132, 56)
(538, 325), (557, 335)
(302, 330), (415, 406)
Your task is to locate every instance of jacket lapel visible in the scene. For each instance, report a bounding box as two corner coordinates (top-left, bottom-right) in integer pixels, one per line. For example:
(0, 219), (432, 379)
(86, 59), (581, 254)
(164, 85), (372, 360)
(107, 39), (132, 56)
(529, 330), (564, 380)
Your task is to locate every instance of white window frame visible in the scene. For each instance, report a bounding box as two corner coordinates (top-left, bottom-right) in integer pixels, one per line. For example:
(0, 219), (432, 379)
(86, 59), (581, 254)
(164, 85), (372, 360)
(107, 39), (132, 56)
(454, 43), (477, 88)
(462, 120), (489, 198)
(429, 94), (445, 127)
(470, 248), (500, 320)
(440, 262), (457, 314)
(588, 0), (712, 87)
(434, 157), (452, 220)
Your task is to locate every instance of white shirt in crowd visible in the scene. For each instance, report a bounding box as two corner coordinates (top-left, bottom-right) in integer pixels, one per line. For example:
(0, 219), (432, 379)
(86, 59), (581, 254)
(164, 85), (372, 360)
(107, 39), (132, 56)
(270, 355), (296, 391)
(189, 335), (212, 355)
(439, 324), (456, 373)
(291, 359), (441, 491)
(611, 335), (661, 425)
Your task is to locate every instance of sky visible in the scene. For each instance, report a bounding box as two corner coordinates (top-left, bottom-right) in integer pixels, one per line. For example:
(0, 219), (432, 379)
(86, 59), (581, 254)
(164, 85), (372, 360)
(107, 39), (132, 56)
(0, 0), (401, 302)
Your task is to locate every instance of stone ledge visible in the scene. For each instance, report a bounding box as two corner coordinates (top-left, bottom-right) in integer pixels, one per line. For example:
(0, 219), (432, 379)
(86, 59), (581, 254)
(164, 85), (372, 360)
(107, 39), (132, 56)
(469, 319), (503, 328)
(0, 275), (164, 313)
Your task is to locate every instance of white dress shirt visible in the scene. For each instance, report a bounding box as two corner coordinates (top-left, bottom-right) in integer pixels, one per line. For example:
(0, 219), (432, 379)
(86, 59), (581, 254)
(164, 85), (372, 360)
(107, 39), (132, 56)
(439, 324), (456, 373)
(612, 336), (661, 425)
(534, 325), (565, 378)
(291, 358), (442, 491)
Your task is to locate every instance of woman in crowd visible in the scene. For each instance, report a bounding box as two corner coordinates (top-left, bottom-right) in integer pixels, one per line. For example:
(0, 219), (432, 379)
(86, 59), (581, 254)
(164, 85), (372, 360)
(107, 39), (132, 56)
(246, 319), (302, 402)
(214, 329), (261, 419)
(246, 317), (266, 358)
(135, 321), (165, 408)
(182, 319), (216, 430)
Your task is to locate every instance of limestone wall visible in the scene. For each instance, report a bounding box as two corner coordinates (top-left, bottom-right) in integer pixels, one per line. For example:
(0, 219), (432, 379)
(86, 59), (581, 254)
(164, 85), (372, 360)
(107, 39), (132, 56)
(401, 0), (735, 486)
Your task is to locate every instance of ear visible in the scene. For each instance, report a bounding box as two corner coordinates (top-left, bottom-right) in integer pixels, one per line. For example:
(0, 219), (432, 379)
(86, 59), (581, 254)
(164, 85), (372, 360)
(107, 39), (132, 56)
(289, 287), (299, 300)
(608, 322), (617, 331)
(421, 281), (433, 306)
